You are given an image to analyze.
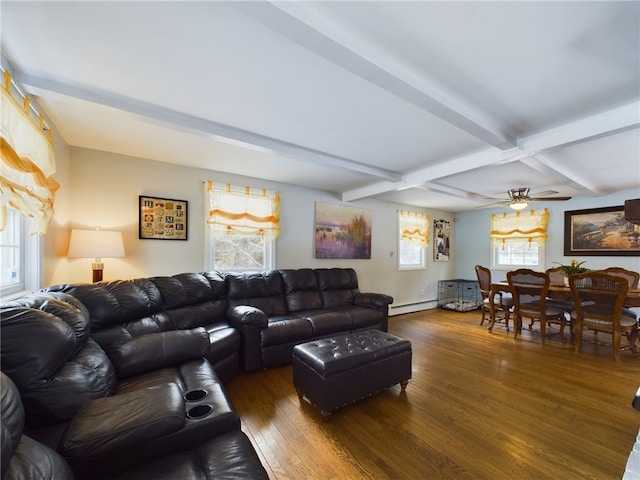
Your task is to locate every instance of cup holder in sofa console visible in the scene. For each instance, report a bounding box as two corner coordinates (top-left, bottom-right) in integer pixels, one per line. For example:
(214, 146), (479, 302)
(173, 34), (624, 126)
(186, 404), (213, 420)
(183, 389), (208, 402)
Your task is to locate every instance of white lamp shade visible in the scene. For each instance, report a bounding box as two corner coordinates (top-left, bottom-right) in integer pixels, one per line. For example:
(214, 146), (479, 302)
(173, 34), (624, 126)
(68, 229), (125, 258)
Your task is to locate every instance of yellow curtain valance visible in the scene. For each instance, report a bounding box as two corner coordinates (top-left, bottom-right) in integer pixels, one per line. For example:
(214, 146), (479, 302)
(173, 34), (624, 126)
(206, 181), (280, 241)
(399, 210), (429, 247)
(490, 208), (549, 248)
(1, 70), (58, 235)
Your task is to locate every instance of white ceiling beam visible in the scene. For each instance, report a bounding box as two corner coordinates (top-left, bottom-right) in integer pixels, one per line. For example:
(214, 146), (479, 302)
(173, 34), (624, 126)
(342, 148), (504, 202)
(342, 102), (640, 202)
(229, 1), (517, 150)
(519, 102), (640, 154)
(416, 182), (488, 201)
(16, 71), (402, 182)
(521, 155), (602, 195)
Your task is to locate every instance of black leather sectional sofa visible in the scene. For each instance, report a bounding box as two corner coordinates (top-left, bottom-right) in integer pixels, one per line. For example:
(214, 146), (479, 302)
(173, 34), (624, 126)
(0, 268), (393, 479)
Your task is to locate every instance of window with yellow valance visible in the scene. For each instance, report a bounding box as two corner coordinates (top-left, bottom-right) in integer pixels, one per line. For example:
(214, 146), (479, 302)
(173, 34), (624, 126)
(206, 181), (280, 241)
(399, 210), (429, 247)
(1, 70), (58, 235)
(490, 208), (549, 248)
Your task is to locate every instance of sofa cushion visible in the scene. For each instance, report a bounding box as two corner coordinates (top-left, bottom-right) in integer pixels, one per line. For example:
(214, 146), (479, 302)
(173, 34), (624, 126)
(108, 430), (268, 480)
(47, 279), (166, 330)
(314, 268), (360, 308)
(302, 309), (353, 337)
(59, 383), (186, 464)
(260, 315), (314, 347)
(150, 273), (228, 329)
(225, 271), (288, 316)
(279, 268), (322, 312)
(108, 328), (210, 378)
(1, 293), (117, 425)
(1, 373), (75, 480)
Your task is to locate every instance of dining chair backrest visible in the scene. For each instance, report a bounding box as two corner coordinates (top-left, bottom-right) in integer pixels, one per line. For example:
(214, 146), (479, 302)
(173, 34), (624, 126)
(507, 269), (549, 308)
(507, 269), (567, 342)
(570, 272), (629, 320)
(569, 271), (634, 361)
(475, 265), (492, 294)
(475, 264), (512, 332)
(545, 267), (566, 286)
(601, 267), (639, 289)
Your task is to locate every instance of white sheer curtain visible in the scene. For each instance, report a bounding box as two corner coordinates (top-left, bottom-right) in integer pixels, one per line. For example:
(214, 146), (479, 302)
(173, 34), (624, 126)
(1, 70), (58, 235)
(205, 181), (280, 240)
(399, 210), (429, 246)
(490, 208), (549, 249)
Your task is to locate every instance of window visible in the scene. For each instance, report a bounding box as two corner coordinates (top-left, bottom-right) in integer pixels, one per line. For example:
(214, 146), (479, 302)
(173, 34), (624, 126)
(205, 182), (279, 271)
(208, 232), (275, 271)
(0, 208), (41, 299)
(490, 209), (548, 270)
(398, 210), (429, 270)
(491, 238), (545, 270)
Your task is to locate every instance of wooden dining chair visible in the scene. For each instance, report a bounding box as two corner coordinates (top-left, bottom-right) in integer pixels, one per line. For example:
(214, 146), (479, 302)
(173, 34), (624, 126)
(544, 267), (576, 337)
(569, 271), (639, 362)
(507, 269), (567, 343)
(601, 267), (639, 321)
(475, 265), (512, 332)
(602, 267), (640, 288)
(544, 267), (576, 311)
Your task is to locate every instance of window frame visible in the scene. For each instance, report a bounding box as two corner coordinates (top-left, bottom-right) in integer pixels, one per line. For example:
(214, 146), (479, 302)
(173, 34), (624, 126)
(490, 237), (545, 271)
(205, 229), (276, 272)
(397, 211), (427, 271)
(0, 208), (42, 299)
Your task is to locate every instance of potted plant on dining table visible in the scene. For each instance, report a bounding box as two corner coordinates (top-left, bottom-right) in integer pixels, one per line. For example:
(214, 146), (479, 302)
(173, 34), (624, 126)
(553, 259), (589, 286)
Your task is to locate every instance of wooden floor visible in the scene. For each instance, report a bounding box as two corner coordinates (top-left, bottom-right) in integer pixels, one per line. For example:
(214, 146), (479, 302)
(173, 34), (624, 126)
(225, 308), (640, 480)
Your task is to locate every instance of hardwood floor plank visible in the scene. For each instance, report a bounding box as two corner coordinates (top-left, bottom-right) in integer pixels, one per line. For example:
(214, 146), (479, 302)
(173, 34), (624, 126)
(225, 309), (640, 479)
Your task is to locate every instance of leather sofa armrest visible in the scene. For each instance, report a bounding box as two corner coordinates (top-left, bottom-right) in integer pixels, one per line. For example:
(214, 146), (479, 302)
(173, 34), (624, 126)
(59, 383), (185, 464)
(108, 328), (210, 378)
(227, 306), (268, 327)
(353, 293), (394, 309)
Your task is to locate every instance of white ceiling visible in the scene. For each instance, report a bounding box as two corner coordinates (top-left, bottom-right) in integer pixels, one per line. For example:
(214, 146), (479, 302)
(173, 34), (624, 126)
(1, 1), (639, 212)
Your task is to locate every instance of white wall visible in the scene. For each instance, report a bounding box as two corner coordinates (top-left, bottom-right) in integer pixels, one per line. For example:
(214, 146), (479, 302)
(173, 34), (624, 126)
(45, 147), (456, 310)
(453, 189), (640, 281)
(42, 126), (71, 286)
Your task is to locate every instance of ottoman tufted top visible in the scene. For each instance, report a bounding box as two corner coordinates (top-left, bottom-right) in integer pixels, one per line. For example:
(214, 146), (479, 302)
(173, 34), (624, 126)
(292, 330), (411, 376)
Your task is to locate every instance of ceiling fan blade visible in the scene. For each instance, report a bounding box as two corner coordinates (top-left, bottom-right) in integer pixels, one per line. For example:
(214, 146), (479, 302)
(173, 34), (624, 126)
(529, 196), (572, 201)
(531, 190), (558, 197)
(475, 200), (509, 208)
(483, 195), (509, 200)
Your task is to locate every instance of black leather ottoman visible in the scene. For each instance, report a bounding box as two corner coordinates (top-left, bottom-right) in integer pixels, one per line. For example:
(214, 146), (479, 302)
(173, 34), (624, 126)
(292, 330), (412, 418)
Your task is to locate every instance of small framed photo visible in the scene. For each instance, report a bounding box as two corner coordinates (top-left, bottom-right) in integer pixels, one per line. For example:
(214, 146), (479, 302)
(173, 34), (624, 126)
(139, 195), (188, 240)
(434, 219), (451, 261)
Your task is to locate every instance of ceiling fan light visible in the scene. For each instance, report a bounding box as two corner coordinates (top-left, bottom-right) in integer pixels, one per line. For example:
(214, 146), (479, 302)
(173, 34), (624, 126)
(510, 200), (528, 210)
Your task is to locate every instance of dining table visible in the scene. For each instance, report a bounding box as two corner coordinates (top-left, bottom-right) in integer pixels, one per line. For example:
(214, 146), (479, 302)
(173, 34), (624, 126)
(490, 281), (640, 310)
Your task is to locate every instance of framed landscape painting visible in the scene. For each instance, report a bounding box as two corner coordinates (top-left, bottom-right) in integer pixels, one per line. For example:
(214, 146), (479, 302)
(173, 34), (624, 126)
(314, 202), (372, 259)
(564, 206), (640, 256)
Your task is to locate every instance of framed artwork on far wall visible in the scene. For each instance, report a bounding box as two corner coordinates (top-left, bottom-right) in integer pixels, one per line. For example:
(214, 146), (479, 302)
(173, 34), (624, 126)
(434, 219), (451, 261)
(314, 202), (372, 259)
(564, 206), (640, 256)
(139, 195), (188, 240)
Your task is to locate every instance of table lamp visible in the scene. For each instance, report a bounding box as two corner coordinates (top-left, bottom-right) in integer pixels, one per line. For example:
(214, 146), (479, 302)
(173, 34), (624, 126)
(68, 228), (125, 282)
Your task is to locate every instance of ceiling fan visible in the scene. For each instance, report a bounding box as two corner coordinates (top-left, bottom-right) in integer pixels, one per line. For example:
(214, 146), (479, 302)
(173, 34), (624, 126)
(483, 188), (572, 210)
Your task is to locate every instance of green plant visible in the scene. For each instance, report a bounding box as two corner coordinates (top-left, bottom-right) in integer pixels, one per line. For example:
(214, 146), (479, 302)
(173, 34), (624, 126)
(553, 259), (589, 276)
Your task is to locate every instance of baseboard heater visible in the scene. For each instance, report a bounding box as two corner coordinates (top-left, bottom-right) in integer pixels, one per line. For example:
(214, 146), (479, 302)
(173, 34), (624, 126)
(389, 299), (437, 316)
